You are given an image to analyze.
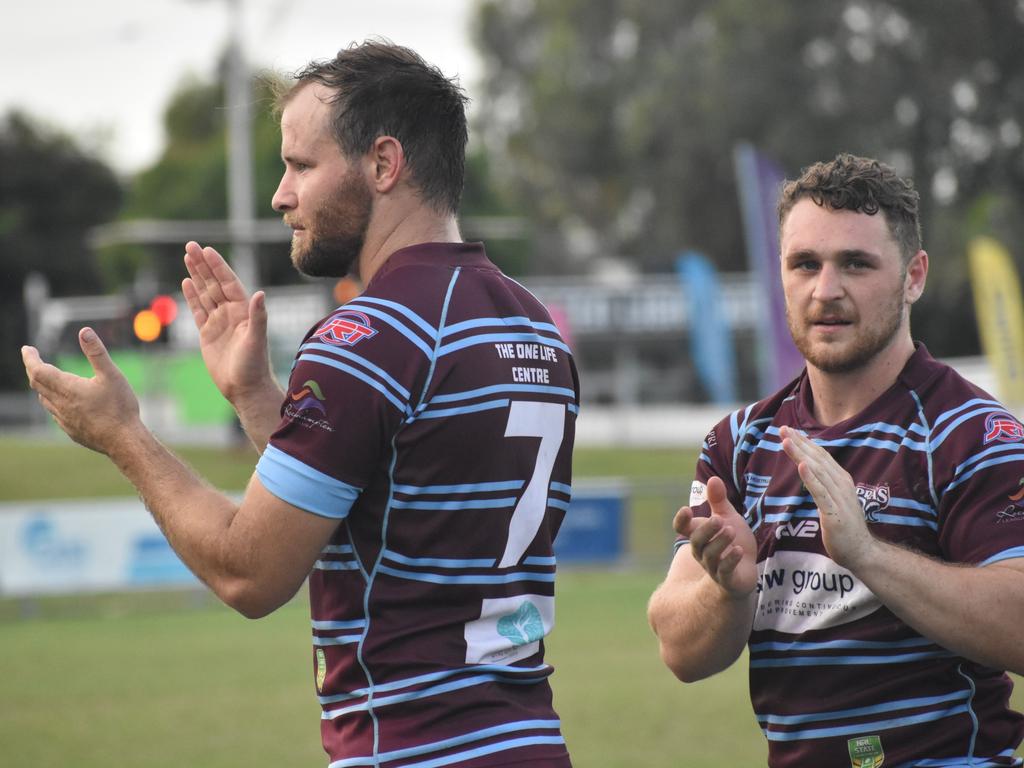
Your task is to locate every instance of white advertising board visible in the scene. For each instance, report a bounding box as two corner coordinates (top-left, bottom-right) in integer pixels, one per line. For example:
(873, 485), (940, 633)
(0, 498), (199, 596)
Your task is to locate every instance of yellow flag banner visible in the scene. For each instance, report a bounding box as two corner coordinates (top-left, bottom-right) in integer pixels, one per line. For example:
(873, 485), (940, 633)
(968, 236), (1024, 407)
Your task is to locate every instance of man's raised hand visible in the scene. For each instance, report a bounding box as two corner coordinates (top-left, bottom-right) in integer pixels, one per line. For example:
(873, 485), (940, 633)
(181, 241), (274, 405)
(22, 328), (142, 455)
(674, 476), (758, 597)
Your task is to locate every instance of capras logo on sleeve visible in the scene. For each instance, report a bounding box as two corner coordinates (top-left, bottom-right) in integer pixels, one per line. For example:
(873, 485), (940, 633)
(313, 310), (378, 347)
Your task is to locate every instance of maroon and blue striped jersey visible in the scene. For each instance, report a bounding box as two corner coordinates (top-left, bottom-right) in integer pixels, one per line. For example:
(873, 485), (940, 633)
(256, 242), (578, 767)
(682, 344), (1024, 767)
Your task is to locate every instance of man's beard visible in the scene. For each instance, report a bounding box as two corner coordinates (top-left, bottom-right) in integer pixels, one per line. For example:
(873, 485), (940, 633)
(289, 171), (373, 278)
(787, 285), (906, 375)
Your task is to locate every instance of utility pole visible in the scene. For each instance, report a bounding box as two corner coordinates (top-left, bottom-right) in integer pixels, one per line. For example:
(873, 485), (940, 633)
(225, 0), (258, 291)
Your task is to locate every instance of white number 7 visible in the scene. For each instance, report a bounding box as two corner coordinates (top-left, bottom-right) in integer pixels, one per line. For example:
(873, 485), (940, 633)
(499, 401), (566, 568)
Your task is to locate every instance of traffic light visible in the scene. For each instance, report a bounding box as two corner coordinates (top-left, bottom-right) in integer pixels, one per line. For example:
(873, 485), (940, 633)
(132, 295), (178, 344)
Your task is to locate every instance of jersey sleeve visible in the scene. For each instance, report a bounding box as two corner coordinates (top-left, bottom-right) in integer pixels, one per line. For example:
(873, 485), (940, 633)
(933, 405), (1024, 565)
(255, 304), (427, 520)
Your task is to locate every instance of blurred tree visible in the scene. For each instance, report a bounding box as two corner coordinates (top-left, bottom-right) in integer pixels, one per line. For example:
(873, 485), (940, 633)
(111, 56), (530, 286)
(472, 0), (1024, 355)
(0, 111), (122, 389)
(104, 60), (290, 290)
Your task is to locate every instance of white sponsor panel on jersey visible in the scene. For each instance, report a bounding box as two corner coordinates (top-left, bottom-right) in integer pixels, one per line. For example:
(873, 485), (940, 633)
(689, 481), (707, 507)
(464, 595), (555, 665)
(753, 550), (880, 633)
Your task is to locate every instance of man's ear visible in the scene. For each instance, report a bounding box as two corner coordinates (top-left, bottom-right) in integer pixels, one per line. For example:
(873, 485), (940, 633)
(368, 136), (404, 193)
(905, 249), (928, 305)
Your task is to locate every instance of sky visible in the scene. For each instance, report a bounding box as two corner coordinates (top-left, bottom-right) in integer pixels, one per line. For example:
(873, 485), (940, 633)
(0, 0), (481, 175)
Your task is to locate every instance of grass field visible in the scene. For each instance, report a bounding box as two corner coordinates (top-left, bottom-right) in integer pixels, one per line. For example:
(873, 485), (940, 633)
(1, 437), (1022, 767)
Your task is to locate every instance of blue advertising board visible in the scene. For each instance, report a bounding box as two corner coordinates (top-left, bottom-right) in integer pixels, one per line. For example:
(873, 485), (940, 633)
(554, 482), (626, 564)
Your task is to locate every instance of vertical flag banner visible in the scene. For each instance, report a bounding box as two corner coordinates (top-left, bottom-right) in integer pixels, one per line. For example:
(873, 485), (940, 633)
(733, 143), (803, 395)
(968, 236), (1024, 408)
(676, 251), (737, 403)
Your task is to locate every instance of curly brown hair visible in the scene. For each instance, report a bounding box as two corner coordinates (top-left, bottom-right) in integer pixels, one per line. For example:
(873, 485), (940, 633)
(777, 153), (922, 262)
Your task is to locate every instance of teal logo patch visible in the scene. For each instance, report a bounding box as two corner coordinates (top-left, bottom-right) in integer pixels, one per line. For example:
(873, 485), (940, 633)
(496, 601), (544, 646)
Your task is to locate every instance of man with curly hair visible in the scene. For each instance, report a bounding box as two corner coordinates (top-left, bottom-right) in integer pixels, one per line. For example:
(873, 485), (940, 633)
(649, 153), (1024, 766)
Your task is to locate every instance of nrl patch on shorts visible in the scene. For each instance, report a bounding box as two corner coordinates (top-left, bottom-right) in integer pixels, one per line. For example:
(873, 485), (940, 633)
(848, 734), (884, 768)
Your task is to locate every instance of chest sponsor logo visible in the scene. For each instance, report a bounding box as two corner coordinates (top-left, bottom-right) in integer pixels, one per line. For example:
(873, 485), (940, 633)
(848, 735), (884, 768)
(313, 310), (377, 347)
(775, 519), (819, 539)
(983, 412), (1024, 444)
(855, 483), (890, 522)
(754, 551), (880, 633)
(1009, 478), (1024, 502)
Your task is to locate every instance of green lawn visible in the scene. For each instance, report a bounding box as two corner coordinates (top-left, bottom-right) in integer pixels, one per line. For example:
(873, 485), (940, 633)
(1, 437), (1021, 766)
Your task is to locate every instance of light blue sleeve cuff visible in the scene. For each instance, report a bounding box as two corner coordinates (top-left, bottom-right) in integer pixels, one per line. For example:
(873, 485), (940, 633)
(978, 546), (1024, 566)
(256, 445), (361, 519)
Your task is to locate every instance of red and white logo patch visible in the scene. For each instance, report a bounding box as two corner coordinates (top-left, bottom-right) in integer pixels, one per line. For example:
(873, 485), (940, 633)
(983, 412), (1024, 444)
(313, 310), (378, 347)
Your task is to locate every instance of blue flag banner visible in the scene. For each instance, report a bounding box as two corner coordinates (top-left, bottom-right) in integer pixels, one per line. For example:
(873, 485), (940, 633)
(676, 251), (737, 403)
(733, 142), (804, 395)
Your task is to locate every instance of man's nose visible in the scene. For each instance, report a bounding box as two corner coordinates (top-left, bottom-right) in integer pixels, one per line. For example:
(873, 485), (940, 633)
(272, 174), (296, 212)
(812, 263), (844, 301)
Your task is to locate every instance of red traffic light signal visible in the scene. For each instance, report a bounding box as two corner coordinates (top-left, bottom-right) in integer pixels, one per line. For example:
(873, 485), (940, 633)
(133, 295), (178, 343)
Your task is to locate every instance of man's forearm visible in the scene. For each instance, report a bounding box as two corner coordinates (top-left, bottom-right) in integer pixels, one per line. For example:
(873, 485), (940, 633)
(649, 572), (756, 682)
(854, 540), (1024, 673)
(107, 424), (250, 600)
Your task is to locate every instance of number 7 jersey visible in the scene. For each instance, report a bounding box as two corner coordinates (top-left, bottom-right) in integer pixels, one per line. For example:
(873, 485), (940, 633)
(256, 242), (578, 768)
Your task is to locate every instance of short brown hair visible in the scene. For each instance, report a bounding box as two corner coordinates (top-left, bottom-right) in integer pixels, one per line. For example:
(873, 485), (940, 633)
(277, 40), (469, 216)
(778, 153), (922, 261)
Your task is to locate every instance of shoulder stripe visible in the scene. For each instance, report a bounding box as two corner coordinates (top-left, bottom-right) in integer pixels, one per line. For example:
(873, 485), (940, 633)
(931, 397), (1004, 431)
(299, 343), (412, 400)
(944, 450), (1024, 493)
(351, 296), (438, 341)
(442, 316), (561, 337)
(298, 353), (408, 414)
(931, 403), (1009, 449)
